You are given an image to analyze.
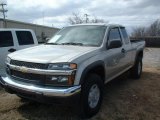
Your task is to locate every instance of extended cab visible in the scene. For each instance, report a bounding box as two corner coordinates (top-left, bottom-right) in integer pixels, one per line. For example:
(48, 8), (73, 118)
(0, 29), (38, 76)
(0, 24), (145, 118)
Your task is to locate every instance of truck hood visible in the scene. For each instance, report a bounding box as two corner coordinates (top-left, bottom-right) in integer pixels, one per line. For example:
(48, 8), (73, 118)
(8, 45), (98, 63)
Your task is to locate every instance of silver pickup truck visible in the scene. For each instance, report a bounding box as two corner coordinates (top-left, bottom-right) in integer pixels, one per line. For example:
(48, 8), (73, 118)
(0, 24), (145, 118)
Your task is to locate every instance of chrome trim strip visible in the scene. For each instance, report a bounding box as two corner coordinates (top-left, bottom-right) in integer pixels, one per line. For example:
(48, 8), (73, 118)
(1, 76), (81, 97)
(7, 64), (75, 75)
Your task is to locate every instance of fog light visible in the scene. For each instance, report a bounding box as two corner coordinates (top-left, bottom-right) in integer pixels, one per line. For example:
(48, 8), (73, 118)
(46, 75), (75, 86)
(51, 76), (68, 82)
(58, 76), (68, 82)
(51, 77), (58, 81)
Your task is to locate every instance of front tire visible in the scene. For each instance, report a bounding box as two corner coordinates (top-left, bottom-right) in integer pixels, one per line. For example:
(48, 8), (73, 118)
(130, 57), (142, 79)
(80, 74), (104, 118)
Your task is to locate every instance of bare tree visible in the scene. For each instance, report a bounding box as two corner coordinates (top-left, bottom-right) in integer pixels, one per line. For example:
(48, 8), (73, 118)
(68, 12), (106, 25)
(68, 12), (84, 25)
(91, 16), (105, 23)
(146, 20), (160, 36)
(131, 19), (160, 37)
(131, 26), (146, 37)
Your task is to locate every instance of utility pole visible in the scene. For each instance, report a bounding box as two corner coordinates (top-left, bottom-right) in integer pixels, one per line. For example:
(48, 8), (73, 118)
(84, 14), (89, 23)
(0, 3), (8, 28)
(42, 11), (44, 25)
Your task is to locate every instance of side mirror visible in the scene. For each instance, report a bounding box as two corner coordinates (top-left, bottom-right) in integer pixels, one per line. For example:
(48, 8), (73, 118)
(45, 38), (50, 42)
(107, 40), (122, 49)
(44, 38), (50, 44)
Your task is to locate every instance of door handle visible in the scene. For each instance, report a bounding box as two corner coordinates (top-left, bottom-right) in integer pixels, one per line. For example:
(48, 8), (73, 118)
(8, 48), (16, 53)
(121, 48), (126, 53)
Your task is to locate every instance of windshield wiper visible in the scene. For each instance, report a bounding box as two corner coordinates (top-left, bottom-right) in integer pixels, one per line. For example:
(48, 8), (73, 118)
(45, 43), (60, 45)
(45, 42), (84, 46)
(61, 42), (83, 46)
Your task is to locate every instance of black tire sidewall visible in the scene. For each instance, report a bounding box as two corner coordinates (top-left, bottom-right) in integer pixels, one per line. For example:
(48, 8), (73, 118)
(80, 74), (104, 118)
(131, 57), (142, 79)
(135, 57), (142, 78)
(138, 58), (142, 76)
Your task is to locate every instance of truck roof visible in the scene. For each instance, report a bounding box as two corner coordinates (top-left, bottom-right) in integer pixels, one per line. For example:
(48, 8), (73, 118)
(68, 23), (125, 28)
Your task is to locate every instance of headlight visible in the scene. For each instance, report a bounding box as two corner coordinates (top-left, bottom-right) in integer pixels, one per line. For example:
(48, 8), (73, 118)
(47, 63), (77, 86)
(48, 63), (77, 70)
(6, 57), (11, 64)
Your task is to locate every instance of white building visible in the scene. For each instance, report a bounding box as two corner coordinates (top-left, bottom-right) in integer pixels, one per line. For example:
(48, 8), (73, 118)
(0, 18), (60, 43)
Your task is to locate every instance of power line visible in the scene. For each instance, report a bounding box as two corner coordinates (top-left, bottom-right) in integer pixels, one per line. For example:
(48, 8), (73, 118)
(0, 3), (8, 28)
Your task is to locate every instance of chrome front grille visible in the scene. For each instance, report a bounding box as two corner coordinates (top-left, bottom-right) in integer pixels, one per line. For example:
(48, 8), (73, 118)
(9, 60), (47, 85)
(10, 60), (47, 69)
(10, 69), (45, 85)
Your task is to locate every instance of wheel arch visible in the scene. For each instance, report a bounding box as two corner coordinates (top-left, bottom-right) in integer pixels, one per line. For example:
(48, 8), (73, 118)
(80, 61), (105, 85)
(137, 50), (143, 59)
(134, 50), (143, 65)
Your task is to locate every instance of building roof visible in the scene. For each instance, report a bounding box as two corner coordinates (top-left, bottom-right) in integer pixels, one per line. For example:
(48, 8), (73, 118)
(0, 28), (34, 31)
(0, 18), (60, 30)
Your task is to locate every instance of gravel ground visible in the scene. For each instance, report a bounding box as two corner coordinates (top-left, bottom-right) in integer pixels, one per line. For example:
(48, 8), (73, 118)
(144, 48), (160, 68)
(0, 48), (160, 120)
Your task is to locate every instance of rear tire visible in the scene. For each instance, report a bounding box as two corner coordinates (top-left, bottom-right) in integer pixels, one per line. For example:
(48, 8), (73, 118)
(80, 74), (104, 118)
(130, 57), (142, 79)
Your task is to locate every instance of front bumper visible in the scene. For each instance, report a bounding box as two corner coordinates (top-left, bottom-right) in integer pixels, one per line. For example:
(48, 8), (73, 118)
(0, 76), (81, 98)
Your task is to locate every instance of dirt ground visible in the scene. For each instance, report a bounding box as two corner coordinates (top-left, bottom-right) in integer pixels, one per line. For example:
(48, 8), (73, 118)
(0, 48), (160, 120)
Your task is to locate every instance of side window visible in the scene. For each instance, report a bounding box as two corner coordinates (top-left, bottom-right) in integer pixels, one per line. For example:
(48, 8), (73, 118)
(107, 28), (122, 49)
(121, 27), (129, 44)
(108, 28), (122, 42)
(108, 28), (122, 41)
(16, 31), (34, 45)
(0, 31), (13, 47)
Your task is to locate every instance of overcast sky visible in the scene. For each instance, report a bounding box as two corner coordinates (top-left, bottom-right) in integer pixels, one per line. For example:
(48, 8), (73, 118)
(0, 0), (160, 32)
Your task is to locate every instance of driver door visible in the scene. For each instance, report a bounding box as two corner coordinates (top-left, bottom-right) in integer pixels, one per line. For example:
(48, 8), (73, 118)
(104, 27), (126, 82)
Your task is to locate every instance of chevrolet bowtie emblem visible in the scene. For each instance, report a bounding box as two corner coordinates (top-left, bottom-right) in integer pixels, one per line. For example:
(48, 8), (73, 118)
(19, 66), (28, 73)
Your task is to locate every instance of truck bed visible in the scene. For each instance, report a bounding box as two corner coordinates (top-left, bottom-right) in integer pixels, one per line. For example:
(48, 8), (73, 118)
(130, 39), (145, 43)
(131, 39), (145, 51)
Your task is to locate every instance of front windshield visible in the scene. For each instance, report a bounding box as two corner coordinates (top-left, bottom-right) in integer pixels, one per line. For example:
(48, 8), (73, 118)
(47, 25), (106, 46)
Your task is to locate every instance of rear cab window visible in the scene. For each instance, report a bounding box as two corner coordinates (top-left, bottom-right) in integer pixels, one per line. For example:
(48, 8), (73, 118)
(120, 27), (130, 44)
(16, 31), (34, 45)
(0, 31), (14, 47)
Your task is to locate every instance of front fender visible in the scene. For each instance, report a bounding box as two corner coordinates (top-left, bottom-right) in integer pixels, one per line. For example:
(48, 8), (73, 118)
(78, 60), (105, 85)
